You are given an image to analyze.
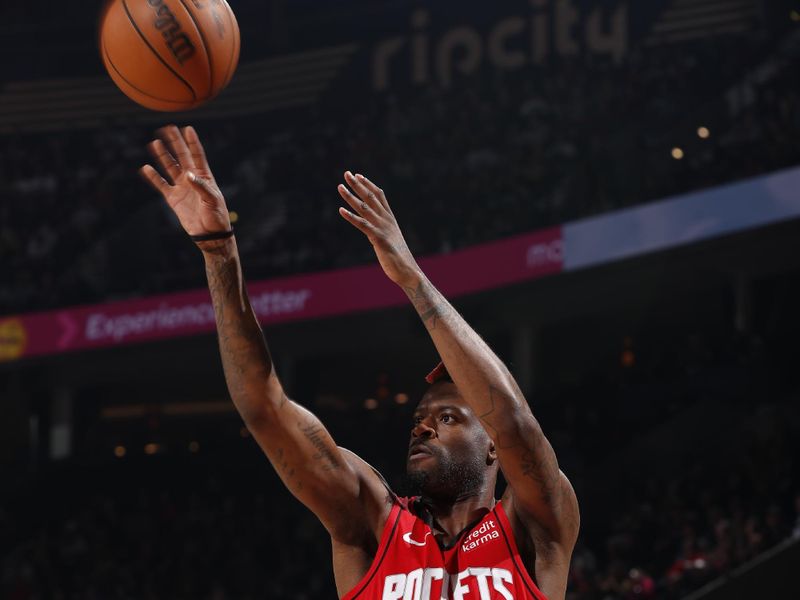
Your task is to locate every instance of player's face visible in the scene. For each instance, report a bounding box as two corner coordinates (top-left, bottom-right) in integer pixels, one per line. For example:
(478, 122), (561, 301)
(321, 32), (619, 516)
(406, 381), (494, 498)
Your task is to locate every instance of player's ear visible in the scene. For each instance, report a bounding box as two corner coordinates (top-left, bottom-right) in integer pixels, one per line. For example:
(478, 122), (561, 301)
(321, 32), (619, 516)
(487, 441), (497, 466)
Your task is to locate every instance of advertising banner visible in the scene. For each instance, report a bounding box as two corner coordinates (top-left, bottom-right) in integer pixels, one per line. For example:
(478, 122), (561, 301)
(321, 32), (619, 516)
(563, 167), (800, 271)
(0, 228), (562, 362)
(4, 166), (800, 363)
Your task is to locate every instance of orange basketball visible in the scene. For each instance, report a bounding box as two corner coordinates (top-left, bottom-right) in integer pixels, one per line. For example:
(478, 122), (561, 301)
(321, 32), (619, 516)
(99, 0), (240, 112)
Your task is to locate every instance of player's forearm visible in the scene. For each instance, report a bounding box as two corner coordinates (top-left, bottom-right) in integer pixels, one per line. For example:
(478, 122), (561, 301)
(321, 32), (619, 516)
(202, 238), (285, 423)
(403, 273), (532, 434)
(405, 272), (563, 508)
(202, 242), (379, 540)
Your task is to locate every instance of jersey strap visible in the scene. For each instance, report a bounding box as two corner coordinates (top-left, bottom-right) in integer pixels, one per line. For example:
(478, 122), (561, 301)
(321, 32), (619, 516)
(343, 501), (403, 599)
(493, 501), (550, 600)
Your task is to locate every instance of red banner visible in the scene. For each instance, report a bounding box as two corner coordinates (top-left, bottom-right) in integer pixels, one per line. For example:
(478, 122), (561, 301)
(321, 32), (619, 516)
(0, 228), (562, 362)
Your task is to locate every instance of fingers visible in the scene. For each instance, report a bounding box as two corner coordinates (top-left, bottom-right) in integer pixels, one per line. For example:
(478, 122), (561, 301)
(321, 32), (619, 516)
(157, 124), (195, 171)
(351, 172), (391, 213)
(147, 139), (181, 183)
(182, 125), (212, 174)
(338, 206), (374, 237)
(338, 182), (377, 221)
(187, 171), (221, 201)
(344, 171), (386, 213)
(139, 164), (170, 195)
(146, 124), (207, 186)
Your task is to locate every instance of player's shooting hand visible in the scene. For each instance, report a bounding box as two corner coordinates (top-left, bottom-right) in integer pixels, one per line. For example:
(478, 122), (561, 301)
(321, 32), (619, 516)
(139, 125), (232, 242)
(338, 172), (422, 288)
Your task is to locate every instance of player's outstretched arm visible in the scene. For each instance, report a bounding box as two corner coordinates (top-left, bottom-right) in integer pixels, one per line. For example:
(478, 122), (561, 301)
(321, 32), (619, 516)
(139, 127), (390, 546)
(338, 172), (579, 547)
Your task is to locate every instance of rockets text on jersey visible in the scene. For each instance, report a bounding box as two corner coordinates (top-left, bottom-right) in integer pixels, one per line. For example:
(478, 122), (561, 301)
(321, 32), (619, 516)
(382, 566), (515, 599)
(344, 498), (549, 600)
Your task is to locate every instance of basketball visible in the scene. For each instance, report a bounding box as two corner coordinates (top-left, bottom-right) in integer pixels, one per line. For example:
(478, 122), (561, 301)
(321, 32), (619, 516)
(99, 0), (240, 112)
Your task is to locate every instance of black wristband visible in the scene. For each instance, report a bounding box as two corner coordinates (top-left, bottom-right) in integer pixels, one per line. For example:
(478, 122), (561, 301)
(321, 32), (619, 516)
(190, 228), (234, 243)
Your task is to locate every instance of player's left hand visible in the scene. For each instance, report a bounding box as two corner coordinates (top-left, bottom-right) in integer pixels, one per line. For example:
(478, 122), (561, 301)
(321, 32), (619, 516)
(338, 172), (422, 288)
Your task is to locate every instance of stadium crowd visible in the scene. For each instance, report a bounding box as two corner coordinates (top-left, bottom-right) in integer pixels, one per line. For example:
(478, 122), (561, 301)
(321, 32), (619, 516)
(566, 401), (798, 600)
(1, 328), (798, 599)
(1, 430), (797, 600)
(1, 30), (798, 315)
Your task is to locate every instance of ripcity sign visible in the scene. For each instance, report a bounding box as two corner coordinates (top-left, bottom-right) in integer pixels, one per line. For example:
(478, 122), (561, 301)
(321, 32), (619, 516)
(372, 0), (628, 90)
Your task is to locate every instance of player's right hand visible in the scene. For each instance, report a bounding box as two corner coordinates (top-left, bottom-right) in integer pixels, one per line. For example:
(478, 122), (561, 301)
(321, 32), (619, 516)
(140, 125), (232, 240)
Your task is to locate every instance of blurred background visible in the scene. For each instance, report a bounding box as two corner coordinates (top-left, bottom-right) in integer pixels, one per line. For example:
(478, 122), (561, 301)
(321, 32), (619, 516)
(1, 0), (800, 598)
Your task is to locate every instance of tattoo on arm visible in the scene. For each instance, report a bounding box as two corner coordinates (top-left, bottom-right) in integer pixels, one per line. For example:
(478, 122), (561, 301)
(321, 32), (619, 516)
(519, 448), (557, 505)
(478, 386), (559, 504)
(299, 420), (340, 472)
(477, 386), (523, 450)
(275, 447), (303, 491)
(205, 253), (275, 413)
(403, 280), (448, 331)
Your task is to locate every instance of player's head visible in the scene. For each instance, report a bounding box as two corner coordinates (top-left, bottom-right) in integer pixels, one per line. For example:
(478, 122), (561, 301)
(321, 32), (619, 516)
(405, 362), (498, 502)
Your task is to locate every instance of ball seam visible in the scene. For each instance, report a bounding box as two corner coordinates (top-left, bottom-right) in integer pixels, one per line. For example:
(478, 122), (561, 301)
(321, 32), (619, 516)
(176, 0), (215, 99)
(121, 0), (197, 102)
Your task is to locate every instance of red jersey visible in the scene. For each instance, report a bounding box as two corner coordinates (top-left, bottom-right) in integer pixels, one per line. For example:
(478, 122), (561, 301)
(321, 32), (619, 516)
(343, 497), (549, 600)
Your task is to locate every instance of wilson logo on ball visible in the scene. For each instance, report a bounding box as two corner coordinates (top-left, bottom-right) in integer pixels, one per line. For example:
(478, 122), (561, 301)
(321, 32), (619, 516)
(147, 0), (196, 65)
(99, 0), (240, 112)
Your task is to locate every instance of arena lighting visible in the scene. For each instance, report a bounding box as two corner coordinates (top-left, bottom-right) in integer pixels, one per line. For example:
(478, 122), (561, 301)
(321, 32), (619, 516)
(791, 10), (800, 22)
(621, 350), (635, 368)
(229, 210), (239, 224)
(144, 443), (160, 455)
(101, 401), (234, 419)
(364, 398), (379, 410)
(114, 445), (126, 458)
(621, 336), (635, 368)
(671, 147), (685, 160)
(395, 393), (410, 405)
(189, 441), (200, 453)
(697, 126), (710, 139)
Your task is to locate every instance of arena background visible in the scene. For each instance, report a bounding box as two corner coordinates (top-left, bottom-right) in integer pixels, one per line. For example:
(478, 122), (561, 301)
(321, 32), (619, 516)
(1, 0), (799, 598)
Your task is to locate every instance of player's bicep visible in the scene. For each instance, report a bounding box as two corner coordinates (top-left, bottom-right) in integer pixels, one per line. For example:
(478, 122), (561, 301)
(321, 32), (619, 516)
(246, 399), (380, 543)
(496, 416), (579, 544)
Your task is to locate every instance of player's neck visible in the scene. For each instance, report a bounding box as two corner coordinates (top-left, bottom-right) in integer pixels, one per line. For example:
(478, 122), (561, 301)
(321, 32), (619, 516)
(422, 486), (495, 541)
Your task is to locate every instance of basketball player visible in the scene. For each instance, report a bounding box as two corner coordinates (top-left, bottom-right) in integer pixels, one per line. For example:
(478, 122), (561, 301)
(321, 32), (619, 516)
(140, 125), (580, 600)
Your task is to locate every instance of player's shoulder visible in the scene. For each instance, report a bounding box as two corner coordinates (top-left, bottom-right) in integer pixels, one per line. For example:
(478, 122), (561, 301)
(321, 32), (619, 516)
(339, 446), (422, 516)
(338, 447), (399, 504)
(334, 447), (400, 545)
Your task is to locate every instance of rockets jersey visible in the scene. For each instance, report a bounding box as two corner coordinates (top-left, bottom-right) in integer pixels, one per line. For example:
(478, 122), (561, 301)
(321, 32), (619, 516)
(343, 497), (549, 600)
